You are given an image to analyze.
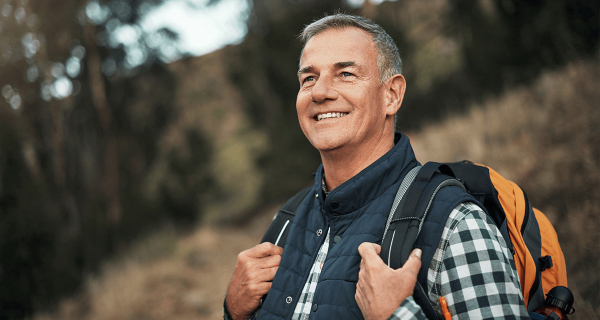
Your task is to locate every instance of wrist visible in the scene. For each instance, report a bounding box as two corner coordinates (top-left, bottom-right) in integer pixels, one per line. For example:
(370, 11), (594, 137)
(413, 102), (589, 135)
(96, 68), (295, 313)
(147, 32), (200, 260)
(224, 295), (257, 320)
(223, 296), (234, 320)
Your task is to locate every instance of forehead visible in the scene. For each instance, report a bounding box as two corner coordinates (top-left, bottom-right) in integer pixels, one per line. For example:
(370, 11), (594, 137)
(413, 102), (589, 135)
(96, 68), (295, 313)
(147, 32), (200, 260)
(300, 27), (378, 67)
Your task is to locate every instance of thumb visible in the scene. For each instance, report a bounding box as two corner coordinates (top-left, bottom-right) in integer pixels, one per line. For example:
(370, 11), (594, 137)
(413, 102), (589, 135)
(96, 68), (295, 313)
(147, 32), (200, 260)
(410, 248), (422, 260)
(373, 243), (382, 255)
(401, 248), (422, 275)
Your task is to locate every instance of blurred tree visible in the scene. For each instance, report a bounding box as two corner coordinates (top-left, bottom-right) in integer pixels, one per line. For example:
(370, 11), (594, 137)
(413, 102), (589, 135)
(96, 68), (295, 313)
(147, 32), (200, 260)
(0, 0), (214, 318)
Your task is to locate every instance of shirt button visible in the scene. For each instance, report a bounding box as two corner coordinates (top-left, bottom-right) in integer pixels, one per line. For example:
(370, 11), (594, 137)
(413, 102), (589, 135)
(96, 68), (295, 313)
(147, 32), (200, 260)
(333, 235), (341, 243)
(312, 303), (318, 312)
(331, 201), (339, 209)
(286, 296), (292, 304)
(315, 193), (318, 198)
(316, 229), (323, 236)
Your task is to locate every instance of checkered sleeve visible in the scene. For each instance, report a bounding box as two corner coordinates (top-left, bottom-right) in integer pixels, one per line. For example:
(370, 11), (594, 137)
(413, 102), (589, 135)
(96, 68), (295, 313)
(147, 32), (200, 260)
(391, 202), (528, 319)
(430, 202), (528, 319)
(386, 295), (427, 320)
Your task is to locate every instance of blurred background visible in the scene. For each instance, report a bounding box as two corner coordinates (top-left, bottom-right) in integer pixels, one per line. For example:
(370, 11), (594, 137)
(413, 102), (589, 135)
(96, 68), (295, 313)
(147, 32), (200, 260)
(0, 0), (598, 319)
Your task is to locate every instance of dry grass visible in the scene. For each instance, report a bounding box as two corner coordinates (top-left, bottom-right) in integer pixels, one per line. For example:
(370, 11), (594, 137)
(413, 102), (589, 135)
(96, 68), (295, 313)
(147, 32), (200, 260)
(409, 59), (600, 319)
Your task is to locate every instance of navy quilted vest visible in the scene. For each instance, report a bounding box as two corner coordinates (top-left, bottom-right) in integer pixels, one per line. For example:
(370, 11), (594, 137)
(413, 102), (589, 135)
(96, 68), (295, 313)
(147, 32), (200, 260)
(257, 133), (473, 319)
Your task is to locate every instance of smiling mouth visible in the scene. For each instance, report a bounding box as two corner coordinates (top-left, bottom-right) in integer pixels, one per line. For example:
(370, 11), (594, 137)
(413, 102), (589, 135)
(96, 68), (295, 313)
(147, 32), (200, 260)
(316, 112), (348, 121)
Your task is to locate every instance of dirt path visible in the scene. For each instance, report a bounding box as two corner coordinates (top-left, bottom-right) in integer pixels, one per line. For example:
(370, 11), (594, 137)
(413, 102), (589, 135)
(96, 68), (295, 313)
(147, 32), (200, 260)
(32, 205), (279, 320)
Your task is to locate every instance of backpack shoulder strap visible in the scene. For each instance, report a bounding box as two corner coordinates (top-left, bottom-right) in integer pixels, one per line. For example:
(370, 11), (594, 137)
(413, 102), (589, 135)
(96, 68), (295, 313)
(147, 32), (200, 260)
(380, 165), (422, 263)
(381, 162), (467, 320)
(520, 191), (546, 312)
(381, 162), (465, 269)
(261, 185), (313, 248)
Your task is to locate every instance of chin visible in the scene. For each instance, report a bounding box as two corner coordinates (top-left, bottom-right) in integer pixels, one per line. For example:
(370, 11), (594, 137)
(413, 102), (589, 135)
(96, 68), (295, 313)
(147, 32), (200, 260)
(307, 133), (348, 153)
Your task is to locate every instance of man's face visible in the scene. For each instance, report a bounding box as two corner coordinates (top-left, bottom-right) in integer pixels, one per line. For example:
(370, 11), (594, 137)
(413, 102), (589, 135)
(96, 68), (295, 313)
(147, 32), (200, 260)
(296, 27), (390, 154)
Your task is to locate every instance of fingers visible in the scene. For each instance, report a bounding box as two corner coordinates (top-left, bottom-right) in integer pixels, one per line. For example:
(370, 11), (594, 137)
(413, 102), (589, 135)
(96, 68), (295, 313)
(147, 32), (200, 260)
(358, 242), (382, 258)
(248, 279), (273, 297)
(237, 243), (283, 269)
(354, 287), (366, 316)
(255, 253), (281, 269)
(226, 243), (284, 320)
(251, 265), (279, 282)
(246, 242), (284, 258)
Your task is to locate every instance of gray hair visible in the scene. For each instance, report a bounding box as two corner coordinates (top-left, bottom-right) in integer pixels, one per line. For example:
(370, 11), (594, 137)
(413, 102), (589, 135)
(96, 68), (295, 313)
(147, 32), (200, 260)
(298, 13), (403, 83)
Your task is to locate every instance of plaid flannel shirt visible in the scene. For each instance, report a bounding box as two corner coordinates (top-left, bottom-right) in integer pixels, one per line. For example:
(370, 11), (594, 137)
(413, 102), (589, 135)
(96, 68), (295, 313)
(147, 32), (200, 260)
(224, 202), (529, 319)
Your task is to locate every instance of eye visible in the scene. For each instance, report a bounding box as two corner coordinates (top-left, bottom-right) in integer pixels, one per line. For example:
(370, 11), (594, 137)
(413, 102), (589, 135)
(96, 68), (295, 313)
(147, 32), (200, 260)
(302, 75), (315, 84)
(341, 71), (354, 78)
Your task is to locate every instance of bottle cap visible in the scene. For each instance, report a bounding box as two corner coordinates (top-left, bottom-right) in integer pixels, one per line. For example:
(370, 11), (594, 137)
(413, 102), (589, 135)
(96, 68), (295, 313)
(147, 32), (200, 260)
(545, 286), (575, 315)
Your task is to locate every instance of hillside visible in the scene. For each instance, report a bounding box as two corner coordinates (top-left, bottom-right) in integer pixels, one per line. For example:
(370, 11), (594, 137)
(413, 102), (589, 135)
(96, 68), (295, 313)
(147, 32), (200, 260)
(30, 59), (600, 320)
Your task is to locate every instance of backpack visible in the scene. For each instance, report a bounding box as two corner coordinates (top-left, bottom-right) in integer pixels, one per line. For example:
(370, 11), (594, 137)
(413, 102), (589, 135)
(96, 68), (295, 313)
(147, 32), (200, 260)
(261, 161), (569, 319)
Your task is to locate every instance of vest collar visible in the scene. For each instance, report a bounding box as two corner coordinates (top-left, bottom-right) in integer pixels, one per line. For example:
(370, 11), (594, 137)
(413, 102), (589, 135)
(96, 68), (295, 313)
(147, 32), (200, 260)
(315, 132), (419, 215)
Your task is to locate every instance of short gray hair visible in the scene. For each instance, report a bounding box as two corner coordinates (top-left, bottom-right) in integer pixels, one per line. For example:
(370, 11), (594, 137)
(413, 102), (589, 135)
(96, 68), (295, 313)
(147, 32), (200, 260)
(298, 13), (403, 83)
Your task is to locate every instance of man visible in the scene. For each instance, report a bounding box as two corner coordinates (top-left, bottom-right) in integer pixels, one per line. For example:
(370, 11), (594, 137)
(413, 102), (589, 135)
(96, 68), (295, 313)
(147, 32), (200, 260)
(224, 14), (528, 320)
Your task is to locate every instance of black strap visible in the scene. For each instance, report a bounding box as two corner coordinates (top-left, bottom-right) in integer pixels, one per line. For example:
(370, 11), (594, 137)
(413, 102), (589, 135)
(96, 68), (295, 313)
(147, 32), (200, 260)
(383, 162), (462, 268)
(414, 283), (444, 320)
(261, 186), (312, 248)
(446, 161), (505, 227)
(381, 162), (465, 320)
(521, 191), (546, 312)
(446, 161), (516, 256)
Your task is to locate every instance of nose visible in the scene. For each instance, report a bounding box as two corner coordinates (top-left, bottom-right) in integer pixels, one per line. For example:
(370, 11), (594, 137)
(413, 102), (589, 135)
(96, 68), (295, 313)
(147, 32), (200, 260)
(311, 75), (338, 103)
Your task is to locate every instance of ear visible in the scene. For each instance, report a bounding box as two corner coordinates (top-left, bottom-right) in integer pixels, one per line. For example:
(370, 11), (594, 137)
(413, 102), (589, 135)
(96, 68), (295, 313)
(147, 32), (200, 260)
(384, 74), (406, 116)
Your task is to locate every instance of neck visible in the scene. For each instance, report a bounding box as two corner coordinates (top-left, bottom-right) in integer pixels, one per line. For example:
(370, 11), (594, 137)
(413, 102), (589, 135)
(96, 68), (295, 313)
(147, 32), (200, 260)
(320, 130), (395, 192)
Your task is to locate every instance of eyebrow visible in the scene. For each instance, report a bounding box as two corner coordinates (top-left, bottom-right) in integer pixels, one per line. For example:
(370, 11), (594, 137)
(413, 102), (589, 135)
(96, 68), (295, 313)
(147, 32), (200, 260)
(335, 61), (356, 68)
(298, 65), (315, 75)
(297, 61), (357, 76)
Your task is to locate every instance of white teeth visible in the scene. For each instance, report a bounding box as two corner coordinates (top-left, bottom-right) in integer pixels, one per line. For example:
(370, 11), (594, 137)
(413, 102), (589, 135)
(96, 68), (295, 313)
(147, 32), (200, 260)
(317, 112), (348, 121)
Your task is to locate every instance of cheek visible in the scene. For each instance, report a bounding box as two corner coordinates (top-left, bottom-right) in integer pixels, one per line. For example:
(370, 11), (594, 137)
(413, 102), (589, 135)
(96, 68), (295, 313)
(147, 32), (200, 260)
(296, 92), (310, 115)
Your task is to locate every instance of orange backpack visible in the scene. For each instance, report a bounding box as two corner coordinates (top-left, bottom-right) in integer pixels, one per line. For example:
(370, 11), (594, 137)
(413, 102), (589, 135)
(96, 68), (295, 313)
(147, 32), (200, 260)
(379, 161), (570, 317)
(486, 164), (568, 308)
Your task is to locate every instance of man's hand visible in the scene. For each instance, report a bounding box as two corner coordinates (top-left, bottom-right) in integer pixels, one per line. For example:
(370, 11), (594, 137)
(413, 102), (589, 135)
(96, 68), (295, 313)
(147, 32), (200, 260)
(355, 242), (422, 320)
(226, 242), (284, 320)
